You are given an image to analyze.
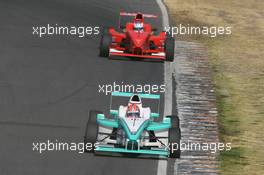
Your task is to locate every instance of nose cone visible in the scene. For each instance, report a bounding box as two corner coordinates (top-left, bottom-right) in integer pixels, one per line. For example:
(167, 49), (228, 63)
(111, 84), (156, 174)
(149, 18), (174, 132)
(128, 31), (148, 48)
(134, 38), (144, 47)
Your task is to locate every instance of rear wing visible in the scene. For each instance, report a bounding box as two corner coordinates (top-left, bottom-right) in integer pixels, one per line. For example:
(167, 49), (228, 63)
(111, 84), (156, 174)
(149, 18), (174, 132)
(110, 92), (161, 118)
(111, 91), (160, 99)
(120, 12), (158, 18)
(118, 12), (158, 30)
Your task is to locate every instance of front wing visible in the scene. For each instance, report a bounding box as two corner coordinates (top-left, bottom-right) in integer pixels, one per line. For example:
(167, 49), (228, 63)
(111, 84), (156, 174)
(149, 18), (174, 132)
(109, 49), (165, 60)
(95, 132), (170, 157)
(95, 146), (169, 157)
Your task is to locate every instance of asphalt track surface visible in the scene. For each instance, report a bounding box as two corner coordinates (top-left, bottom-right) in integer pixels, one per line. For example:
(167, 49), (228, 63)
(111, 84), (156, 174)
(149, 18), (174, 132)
(0, 0), (166, 175)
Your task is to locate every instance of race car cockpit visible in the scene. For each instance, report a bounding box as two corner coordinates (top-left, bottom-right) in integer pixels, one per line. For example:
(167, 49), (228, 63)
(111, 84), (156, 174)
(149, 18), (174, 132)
(126, 95), (141, 118)
(133, 13), (144, 31)
(127, 111), (141, 118)
(134, 21), (144, 31)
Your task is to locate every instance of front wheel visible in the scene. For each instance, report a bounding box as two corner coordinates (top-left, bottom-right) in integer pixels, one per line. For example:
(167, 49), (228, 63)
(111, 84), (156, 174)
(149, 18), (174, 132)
(168, 115), (181, 158)
(84, 110), (101, 153)
(99, 34), (112, 57)
(165, 35), (175, 62)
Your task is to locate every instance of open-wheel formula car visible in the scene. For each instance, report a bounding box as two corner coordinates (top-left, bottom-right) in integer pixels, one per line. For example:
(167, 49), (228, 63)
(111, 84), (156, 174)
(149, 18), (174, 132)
(99, 12), (175, 62)
(84, 92), (181, 158)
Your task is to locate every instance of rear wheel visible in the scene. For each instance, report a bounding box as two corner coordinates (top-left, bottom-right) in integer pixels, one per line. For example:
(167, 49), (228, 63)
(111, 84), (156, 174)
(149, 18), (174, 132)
(99, 31), (112, 57)
(84, 110), (101, 153)
(168, 115), (181, 158)
(169, 115), (179, 128)
(165, 35), (175, 62)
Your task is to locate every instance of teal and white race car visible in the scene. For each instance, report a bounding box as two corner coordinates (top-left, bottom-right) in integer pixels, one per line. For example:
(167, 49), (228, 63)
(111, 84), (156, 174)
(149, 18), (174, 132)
(84, 92), (180, 158)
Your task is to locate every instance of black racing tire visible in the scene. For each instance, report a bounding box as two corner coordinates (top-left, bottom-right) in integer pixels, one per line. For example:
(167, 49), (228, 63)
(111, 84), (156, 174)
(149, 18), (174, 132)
(165, 35), (175, 62)
(84, 110), (101, 153)
(99, 33), (112, 57)
(168, 115), (181, 158)
(168, 115), (179, 128)
(169, 128), (181, 158)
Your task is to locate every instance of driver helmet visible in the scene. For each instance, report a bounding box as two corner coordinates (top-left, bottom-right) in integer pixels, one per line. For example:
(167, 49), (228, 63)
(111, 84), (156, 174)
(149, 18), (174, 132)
(127, 103), (140, 118)
(127, 111), (140, 118)
(134, 20), (144, 31)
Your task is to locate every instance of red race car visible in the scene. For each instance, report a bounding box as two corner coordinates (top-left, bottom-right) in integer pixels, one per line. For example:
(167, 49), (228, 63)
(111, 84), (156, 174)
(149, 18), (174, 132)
(99, 12), (175, 62)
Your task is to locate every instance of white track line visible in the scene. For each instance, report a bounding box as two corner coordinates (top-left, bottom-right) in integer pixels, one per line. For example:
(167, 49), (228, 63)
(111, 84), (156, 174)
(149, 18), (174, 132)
(156, 0), (173, 175)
